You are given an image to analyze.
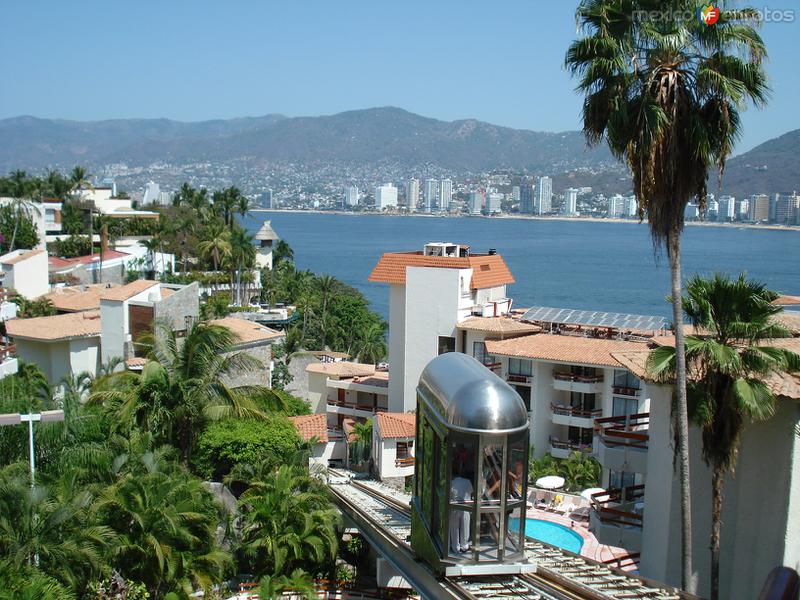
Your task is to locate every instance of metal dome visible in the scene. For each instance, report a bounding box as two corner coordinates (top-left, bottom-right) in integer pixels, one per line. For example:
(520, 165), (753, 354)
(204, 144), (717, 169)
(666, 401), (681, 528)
(417, 352), (529, 434)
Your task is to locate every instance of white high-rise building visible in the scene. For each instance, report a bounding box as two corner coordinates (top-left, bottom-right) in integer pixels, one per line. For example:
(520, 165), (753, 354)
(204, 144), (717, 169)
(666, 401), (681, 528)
(623, 196), (639, 218)
(345, 186), (359, 207)
(520, 183), (535, 214)
(718, 195), (736, 221)
(607, 194), (624, 218)
(406, 179), (420, 210)
(439, 179), (452, 213)
(736, 198), (749, 220)
(468, 191), (484, 215)
(486, 192), (503, 215)
(423, 179), (438, 213)
(534, 176), (552, 215)
(142, 181), (161, 205)
(512, 185), (521, 205)
(563, 188), (579, 216)
(374, 184), (398, 210)
(261, 189), (274, 209)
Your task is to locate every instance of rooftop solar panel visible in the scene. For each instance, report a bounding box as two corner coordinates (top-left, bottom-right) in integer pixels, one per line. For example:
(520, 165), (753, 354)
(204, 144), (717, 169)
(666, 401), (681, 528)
(520, 306), (668, 331)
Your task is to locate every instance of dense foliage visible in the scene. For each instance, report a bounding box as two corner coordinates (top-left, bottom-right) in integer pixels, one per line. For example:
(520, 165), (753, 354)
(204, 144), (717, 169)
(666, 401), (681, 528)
(0, 204), (39, 253)
(528, 449), (601, 493)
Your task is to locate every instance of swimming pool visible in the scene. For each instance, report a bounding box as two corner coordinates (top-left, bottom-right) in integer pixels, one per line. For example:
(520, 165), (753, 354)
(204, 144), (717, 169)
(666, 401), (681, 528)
(508, 518), (584, 554)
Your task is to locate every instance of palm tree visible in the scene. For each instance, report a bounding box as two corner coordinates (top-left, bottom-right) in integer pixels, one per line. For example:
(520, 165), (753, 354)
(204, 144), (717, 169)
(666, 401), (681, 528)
(565, 3), (769, 590)
(236, 194), (253, 221)
(352, 323), (387, 365)
(239, 466), (339, 578)
(96, 466), (230, 598)
(91, 321), (267, 462)
(648, 274), (800, 599)
(6, 170), (37, 252)
(229, 228), (256, 306)
(272, 239), (294, 267)
(0, 467), (114, 591)
(316, 275), (337, 349)
(69, 167), (95, 257)
(258, 569), (316, 600)
(197, 221), (231, 273)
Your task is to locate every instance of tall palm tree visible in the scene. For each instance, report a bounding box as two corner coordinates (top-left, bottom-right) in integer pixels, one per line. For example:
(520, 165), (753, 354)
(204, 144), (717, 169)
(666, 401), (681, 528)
(239, 466), (339, 578)
(352, 323), (387, 365)
(95, 465), (230, 598)
(316, 275), (337, 349)
(6, 170), (37, 252)
(236, 193), (253, 221)
(648, 274), (800, 599)
(69, 167), (95, 257)
(565, 3), (769, 590)
(91, 321), (267, 462)
(272, 239), (294, 267)
(197, 221), (231, 273)
(229, 228), (256, 306)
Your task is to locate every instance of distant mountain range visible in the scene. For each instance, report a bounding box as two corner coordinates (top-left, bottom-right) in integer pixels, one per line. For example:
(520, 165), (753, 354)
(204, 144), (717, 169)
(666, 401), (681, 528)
(0, 107), (614, 173)
(0, 108), (796, 198)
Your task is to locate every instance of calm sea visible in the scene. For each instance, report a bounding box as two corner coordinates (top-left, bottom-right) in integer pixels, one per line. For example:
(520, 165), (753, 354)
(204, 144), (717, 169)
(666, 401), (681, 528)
(244, 212), (800, 321)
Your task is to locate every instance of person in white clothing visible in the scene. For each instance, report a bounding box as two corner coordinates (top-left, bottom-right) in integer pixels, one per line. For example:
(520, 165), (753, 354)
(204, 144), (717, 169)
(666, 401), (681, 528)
(449, 467), (474, 554)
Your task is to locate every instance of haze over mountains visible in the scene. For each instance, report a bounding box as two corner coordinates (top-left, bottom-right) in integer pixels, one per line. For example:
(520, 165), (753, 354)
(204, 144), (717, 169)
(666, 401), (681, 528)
(0, 107), (797, 199)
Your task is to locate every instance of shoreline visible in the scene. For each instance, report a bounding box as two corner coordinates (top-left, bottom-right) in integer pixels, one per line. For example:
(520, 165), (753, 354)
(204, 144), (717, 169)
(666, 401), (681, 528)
(249, 208), (800, 232)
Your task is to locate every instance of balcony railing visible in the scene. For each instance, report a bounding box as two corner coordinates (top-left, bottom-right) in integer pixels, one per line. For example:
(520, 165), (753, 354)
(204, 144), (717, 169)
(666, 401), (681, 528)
(507, 373), (532, 383)
(551, 403), (602, 419)
(553, 370), (604, 384)
(594, 412), (650, 449)
(394, 456), (415, 468)
(590, 484), (645, 528)
(327, 397), (388, 414)
(612, 385), (641, 397)
(549, 436), (592, 453)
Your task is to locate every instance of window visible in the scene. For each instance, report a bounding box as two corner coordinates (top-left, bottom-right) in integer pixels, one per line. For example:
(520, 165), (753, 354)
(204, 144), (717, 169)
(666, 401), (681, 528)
(568, 426), (593, 446)
(472, 341), (496, 366)
(613, 369), (640, 390)
(571, 365), (597, 377)
(397, 441), (411, 459)
(609, 469), (636, 490)
(570, 392), (595, 412)
(612, 397), (639, 418)
(508, 358), (532, 377)
(513, 385), (531, 411)
(438, 336), (456, 355)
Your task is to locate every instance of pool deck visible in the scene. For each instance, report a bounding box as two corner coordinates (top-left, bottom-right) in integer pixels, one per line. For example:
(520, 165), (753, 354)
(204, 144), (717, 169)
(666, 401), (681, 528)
(523, 505), (636, 570)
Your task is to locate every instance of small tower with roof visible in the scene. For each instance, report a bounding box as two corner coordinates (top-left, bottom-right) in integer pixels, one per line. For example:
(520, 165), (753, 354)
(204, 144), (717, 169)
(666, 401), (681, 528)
(254, 221), (279, 269)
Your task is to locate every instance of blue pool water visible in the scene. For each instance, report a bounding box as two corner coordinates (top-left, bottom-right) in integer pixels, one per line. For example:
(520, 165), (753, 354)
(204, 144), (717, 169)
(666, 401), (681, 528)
(508, 518), (584, 554)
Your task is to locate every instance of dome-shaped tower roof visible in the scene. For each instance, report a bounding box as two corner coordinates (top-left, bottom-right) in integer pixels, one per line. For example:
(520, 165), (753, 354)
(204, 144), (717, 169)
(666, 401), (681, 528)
(254, 221), (279, 241)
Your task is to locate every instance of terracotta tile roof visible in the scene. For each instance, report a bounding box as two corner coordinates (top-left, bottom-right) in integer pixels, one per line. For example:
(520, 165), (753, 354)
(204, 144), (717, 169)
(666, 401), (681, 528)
(765, 372), (800, 400)
(774, 295), (800, 306)
(368, 251), (514, 290)
(306, 361), (376, 378)
(125, 357), (147, 371)
(6, 310), (101, 341)
(457, 316), (540, 335)
(342, 418), (359, 443)
(100, 279), (159, 302)
(210, 317), (283, 344)
(485, 333), (648, 368)
(610, 351), (657, 382)
(375, 412), (416, 439)
(773, 311), (800, 335)
(289, 414), (328, 444)
(44, 283), (121, 312)
(49, 250), (129, 269)
(0, 248), (46, 265)
(160, 287), (176, 298)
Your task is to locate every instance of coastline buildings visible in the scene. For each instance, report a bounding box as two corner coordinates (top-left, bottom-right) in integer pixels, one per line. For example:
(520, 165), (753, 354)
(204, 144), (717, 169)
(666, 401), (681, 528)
(519, 183), (535, 214)
(563, 188), (579, 216)
(607, 194), (624, 218)
(345, 186), (359, 207)
(423, 179), (437, 213)
(375, 183), (398, 210)
(406, 179), (419, 211)
(439, 179), (452, 213)
(749, 193), (770, 222)
(718, 195), (736, 221)
(535, 176), (552, 214)
(468, 191), (483, 216)
(486, 192), (502, 215)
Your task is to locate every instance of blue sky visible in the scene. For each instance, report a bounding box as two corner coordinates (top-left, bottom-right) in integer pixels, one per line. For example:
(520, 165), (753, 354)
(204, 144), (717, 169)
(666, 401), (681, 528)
(1, 0), (798, 153)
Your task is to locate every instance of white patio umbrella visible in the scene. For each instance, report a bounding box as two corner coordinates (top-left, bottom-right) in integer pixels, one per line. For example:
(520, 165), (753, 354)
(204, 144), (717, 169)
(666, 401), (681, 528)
(535, 475), (565, 490)
(581, 487), (605, 500)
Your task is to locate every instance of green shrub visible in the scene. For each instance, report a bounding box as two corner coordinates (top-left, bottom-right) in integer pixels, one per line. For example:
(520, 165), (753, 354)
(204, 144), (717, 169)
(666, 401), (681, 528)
(194, 415), (302, 480)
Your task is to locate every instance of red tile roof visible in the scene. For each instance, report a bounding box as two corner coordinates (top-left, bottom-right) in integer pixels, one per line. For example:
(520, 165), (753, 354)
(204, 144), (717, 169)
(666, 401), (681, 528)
(485, 333), (647, 368)
(100, 279), (159, 301)
(289, 414), (328, 444)
(375, 412), (416, 439)
(368, 251), (514, 290)
(49, 250), (129, 269)
(6, 310), (101, 341)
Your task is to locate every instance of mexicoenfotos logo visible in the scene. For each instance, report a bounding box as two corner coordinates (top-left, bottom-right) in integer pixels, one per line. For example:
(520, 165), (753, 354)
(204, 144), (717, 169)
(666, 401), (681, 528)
(698, 5), (721, 25)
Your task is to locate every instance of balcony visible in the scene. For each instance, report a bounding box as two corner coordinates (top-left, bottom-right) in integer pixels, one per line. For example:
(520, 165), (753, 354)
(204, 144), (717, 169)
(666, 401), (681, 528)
(0, 343), (18, 380)
(612, 385), (641, 397)
(550, 402), (602, 428)
(506, 373), (532, 385)
(326, 396), (388, 416)
(552, 370), (604, 393)
(589, 485), (645, 551)
(394, 455), (415, 468)
(593, 413), (649, 474)
(549, 436), (592, 459)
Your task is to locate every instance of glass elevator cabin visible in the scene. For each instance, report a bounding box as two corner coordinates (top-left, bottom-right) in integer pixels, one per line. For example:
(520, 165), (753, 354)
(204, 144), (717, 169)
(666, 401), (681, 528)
(411, 352), (533, 576)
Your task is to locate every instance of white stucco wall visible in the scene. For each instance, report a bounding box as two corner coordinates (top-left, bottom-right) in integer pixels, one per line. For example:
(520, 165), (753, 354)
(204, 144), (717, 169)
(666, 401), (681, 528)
(307, 372), (329, 414)
(2, 250), (49, 299)
(69, 337), (100, 377)
(375, 437), (415, 480)
(387, 284), (406, 411)
(640, 387), (800, 599)
(100, 300), (126, 364)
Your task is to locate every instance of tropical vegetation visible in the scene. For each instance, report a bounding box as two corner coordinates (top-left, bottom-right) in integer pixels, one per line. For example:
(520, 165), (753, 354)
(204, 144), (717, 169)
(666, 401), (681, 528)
(648, 274), (800, 600)
(528, 449), (601, 493)
(566, 2), (769, 591)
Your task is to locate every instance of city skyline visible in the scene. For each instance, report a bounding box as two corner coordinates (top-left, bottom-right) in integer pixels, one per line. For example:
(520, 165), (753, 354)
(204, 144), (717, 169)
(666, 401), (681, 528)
(1, 1), (798, 153)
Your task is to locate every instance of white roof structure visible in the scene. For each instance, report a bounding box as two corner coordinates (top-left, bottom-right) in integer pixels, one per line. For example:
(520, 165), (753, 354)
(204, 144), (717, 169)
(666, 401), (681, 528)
(254, 221), (279, 241)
